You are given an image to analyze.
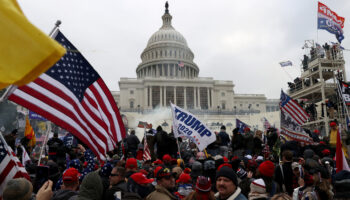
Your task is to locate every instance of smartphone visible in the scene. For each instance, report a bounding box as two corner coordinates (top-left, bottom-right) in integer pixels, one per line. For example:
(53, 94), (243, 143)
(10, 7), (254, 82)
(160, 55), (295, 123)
(33, 166), (49, 193)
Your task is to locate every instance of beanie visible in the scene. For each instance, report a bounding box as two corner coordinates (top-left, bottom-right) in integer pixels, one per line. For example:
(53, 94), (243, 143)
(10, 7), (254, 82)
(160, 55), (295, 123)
(220, 125), (226, 130)
(196, 176), (211, 192)
(258, 161), (275, 177)
(216, 166), (238, 186)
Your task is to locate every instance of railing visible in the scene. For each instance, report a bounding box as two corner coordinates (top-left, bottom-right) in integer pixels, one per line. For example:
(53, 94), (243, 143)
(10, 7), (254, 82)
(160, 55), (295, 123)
(119, 108), (268, 115)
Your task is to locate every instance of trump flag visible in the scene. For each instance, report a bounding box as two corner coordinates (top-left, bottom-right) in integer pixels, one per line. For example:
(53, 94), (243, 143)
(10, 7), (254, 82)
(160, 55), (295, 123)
(317, 2), (345, 43)
(171, 103), (216, 151)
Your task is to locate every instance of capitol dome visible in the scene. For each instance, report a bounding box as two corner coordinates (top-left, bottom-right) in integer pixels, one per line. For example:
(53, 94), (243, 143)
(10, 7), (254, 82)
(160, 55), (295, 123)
(136, 2), (199, 79)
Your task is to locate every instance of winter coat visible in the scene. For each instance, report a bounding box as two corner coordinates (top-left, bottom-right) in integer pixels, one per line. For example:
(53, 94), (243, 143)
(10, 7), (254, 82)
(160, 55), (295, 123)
(104, 181), (127, 200)
(146, 184), (178, 200)
(231, 134), (244, 151)
(77, 171), (104, 200)
(214, 187), (247, 200)
(126, 134), (140, 150)
(52, 189), (78, 200)
(274, 161), (294, 196)
(218, 131), (230, 146)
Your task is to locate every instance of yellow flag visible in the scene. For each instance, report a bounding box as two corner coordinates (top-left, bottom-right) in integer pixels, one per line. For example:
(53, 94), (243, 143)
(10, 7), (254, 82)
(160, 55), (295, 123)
(0, 0), (66, 89)
(24, 116), (36, 147)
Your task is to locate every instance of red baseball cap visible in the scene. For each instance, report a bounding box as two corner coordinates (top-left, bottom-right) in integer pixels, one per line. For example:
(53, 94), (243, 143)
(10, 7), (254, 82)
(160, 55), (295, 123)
(176, 173), (192, 184)
(130, 172), (154, 185)
(63, 168), (80, 183)
(162, 154), (172, 162)
(126, 158), (137, 169)
(153, 159), (163, 165)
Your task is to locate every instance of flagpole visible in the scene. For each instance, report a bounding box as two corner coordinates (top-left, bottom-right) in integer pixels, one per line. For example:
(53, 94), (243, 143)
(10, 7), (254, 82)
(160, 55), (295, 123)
(38, 121), (51, 166)
(49, 20), (61, 37)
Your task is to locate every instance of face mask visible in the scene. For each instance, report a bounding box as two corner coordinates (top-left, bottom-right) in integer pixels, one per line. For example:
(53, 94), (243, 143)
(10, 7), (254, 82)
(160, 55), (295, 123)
(178, 184), (193, 196)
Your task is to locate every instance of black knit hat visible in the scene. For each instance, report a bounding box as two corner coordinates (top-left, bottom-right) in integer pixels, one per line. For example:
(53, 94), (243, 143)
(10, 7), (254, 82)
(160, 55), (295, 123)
(216, 166), (238, 186)
(220, 125), (226, 130)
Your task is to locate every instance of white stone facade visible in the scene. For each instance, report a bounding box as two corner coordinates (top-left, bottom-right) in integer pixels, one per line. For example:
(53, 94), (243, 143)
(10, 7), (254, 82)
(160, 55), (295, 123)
(116, 4), (278, 117)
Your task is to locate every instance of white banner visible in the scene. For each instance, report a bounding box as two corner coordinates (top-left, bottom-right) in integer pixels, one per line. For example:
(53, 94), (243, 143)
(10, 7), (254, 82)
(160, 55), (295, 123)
(171, 103), (216, 151)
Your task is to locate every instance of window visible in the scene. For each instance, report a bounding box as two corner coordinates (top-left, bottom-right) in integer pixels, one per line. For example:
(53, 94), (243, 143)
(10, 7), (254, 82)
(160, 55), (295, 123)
(130, 101), (134, 109)
(130, 90), (134, 95)
(240, 104), (243, 107)
(221, 92), (225, 97)
(221, 102), (226, 110)
(256, 104), (259, 107)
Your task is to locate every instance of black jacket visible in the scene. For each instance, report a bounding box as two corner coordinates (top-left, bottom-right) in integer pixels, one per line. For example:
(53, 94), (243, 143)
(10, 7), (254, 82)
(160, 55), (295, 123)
(104, 181), (127, 200)
(126, 134), (140, 150)
(274, 161), (294, 196)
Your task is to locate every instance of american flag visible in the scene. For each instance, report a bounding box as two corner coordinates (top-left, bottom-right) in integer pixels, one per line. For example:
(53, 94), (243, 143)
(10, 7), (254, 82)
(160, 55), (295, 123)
(143, 135), (151, 161)
(262, 117), (271, 130)
(0, 134), (30, 195)
(8, 30), (126, 160)
(178, 61), (184, 70)
(280, 90), (309, 125)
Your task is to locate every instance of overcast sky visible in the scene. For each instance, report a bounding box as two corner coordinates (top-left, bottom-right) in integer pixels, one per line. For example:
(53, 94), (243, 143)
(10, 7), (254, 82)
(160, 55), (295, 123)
(17, 0), (350, 99)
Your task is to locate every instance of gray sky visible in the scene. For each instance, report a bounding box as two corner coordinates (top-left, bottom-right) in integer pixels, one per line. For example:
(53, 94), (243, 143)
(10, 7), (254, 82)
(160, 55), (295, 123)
(18, 0), (350, 99)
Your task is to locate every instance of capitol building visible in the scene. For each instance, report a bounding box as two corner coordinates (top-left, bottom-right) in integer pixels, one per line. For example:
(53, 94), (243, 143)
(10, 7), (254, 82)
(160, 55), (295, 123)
(113, 3), (279, 131)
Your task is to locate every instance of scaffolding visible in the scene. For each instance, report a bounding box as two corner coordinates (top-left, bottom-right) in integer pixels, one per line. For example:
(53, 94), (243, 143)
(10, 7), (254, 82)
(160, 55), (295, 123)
(288, 40), (346, 136)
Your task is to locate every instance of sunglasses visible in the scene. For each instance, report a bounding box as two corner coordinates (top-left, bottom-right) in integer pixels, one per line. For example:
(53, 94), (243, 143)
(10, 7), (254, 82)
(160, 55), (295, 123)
(110, 173), (119, 177)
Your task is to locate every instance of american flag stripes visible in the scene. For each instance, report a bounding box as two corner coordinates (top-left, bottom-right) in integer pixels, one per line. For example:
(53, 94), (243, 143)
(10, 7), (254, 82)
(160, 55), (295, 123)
(178, 61), (185, 70)
(280, 90), (309, 125)
(280, 90), (313, 144)
(0, 134), (30, 195)
(143, 135), (151, 161)
(8, 30), (126, 160)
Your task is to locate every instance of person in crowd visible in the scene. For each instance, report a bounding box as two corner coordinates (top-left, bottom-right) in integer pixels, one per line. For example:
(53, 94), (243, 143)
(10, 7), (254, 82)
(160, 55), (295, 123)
(124, 172), (154, 199)
(274, 150), (294, 196)
(104, 167), (127, 200)
(77, 169), (104, 200)
(270, 193), (292, 200)
(52, 167), (80, 200)
(4, 129), (18, 151)
(310, 129), (320, 143)
(154, 126), (170, 159)
(191, 161), (203, 183)
(47, 132), (64, 162)
(185, 176), (215, 200)
(175, 172), (193, 199)
(243, 128), (254, 155)
(3, 178), (33, 200)
(257, 160), (279, 197)
(125, 158), (138, 178)
(248, 178), (269, 200)
(147, 166), (178, 200)
(218, 125), (230, 158)
(126, 130), (140, 158)
(215, 166), (247, 200)
(231, 128), (244, 157)
(253, 130), (263, 155)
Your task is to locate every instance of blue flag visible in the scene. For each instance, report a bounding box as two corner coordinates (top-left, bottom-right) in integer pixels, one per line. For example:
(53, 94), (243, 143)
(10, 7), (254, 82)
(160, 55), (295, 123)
(236, 119), (250, 134)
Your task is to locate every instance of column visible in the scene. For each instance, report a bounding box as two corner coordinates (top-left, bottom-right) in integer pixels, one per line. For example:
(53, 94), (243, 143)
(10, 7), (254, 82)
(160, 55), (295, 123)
(194, 87), (197, 109)
(174, 86), (177, 104)
(210, 88), (214, 109)
(144, 87), (148, 109)
(173, 64), (176, 78)
(184, 87), (187, 109)
(207, 87), (210, 110)
(160, 86), (163, 107)
(197, 87), (201, 109)
(164, 86), (167, 106)
(150, 86), (153, 109)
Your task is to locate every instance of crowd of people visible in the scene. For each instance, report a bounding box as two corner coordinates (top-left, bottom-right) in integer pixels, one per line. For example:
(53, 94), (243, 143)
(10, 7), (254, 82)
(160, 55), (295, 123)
(2, 122), (350, 200)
